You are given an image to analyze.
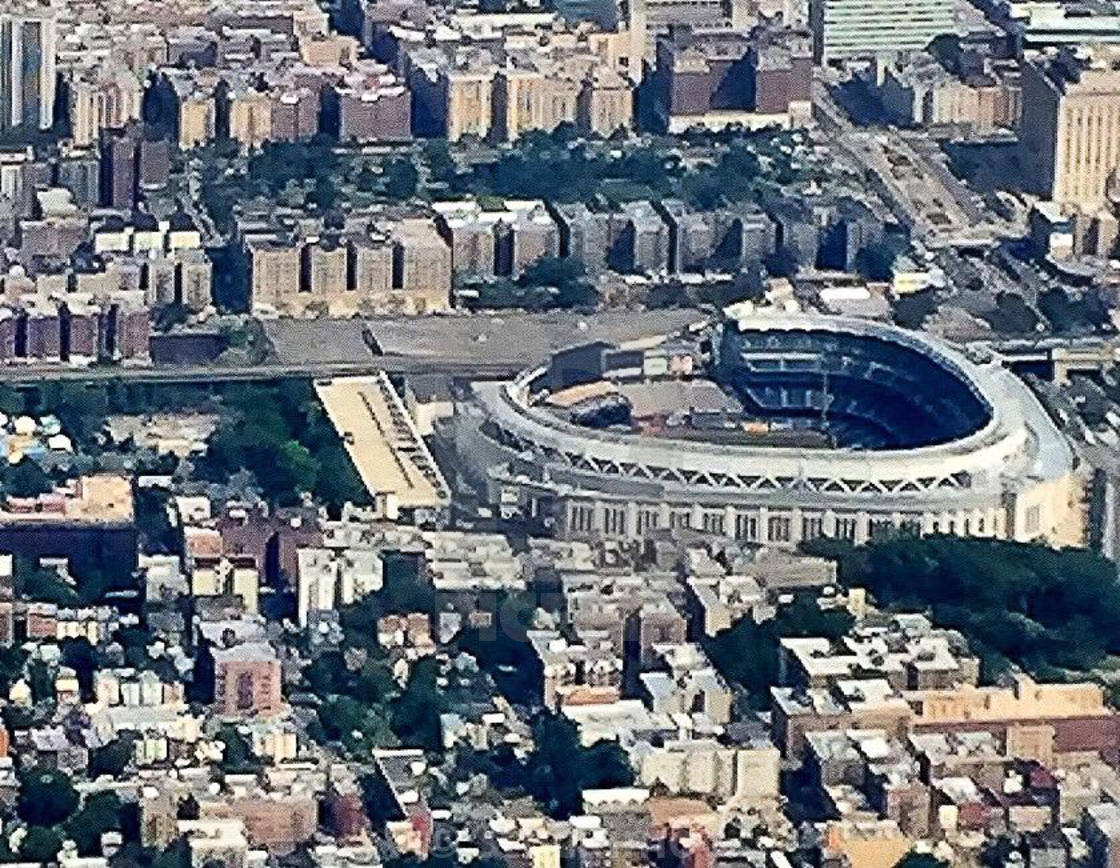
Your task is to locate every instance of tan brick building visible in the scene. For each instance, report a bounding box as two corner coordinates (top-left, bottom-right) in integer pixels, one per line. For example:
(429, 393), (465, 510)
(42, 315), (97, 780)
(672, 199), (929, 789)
(1021, 46), (1120, 210)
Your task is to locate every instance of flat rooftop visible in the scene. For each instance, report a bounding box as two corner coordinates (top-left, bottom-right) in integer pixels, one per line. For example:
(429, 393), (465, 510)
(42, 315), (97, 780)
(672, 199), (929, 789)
(0, 475), (134, 524)
(264, 310), (706, 367)
(315, 374), (449, 510)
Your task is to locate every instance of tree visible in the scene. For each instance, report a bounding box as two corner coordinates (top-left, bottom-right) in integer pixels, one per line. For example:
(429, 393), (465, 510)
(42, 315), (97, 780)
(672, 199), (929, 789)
(3, 458), (52, 498)
(275, 440), (318, 501)
(23, 567), (78, 606)
(382, 160), (419, 201)
(27, 658), (54, 704)
(895, 853), (948, 868)
(20, 826), (62, 862)
(893, 289), (939, 330)
(802, 536), (1120, 678)
(60, 638), (98, 701)
(216, 725), (261, 774)
(355, 164), (379, 193)
(389, 657), (445, 752)
(66, 791), (123, 856)
(309, 176), (338, 212)
(0, 646), (26, 695)
(89, 736), (136, 778)
(517, 257), (598, 310)
(455, 591), (542, 705)
(353, 659), (395, 704)
(705, 595), (854, 706)
(523, 713), (633, 818)
(423, 140), (457, 186)
(988, 293), (1039, 334)
(153, 303), (191, 333)
(17, 766), (79, 826)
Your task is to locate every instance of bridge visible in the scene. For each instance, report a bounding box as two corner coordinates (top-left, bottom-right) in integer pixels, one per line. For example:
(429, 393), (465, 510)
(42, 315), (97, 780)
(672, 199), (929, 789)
(0, 357), (524, 386)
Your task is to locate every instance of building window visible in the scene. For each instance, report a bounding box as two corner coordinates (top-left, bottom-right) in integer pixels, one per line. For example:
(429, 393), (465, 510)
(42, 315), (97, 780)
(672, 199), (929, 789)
(767, 515), (791, 543)
(802, 515), (824, 541)
(604, 506), (626, 537)
(869, 518), (894, 539)
(899, 517), (921, 537)
(735, 513), (758, 541)
(702, 511), (725, 534)
(835, 516), (857, 541)
(638, 508), (659, 534)
(236, 672), (255, 710)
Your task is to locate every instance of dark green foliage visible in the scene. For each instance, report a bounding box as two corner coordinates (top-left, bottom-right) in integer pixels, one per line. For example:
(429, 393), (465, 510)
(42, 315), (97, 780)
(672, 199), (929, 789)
(89, 736), (137, 778)
(149, 838), (191, 868)
(705, 595), (854, 706)
(22, 567), (78, 606)
(309, 177), (339, 211)
(20, 826), (63, 862)
(455, 592), (542, 705)
(199, 379), (368, 510)
(27, 659), (54, 704)
(152, 303), (191, 333)
(0, 646), (26, 695)
(895, 854), (949, 868)
(450, 134), (797, 206)
(803, 536), (1120, 678)
(523, 713), (633, 818)
(66, 792), (123, 856)
(1, 459), (53, 498)
(985, 293), (1039, 335)
(215, 725), (262, 774)
(382, 160), (419, 200)
(467, 258), (599, 312)
(450, 713), (633, 818)
(17, 766), (79, 826)
(389, 658), (446, 752)
(60, 638), (99, 701)
(135, 487), (178, 555)
(246, 139), (340, 197)
(303, 558), (440, 757)
(893, 288), (940, 330)
(1038, 288), (1111, 334)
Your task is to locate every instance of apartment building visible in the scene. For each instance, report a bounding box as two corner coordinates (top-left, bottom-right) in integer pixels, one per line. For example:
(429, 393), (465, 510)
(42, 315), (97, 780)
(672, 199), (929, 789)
(247, 220), (451, 316)
(1021, 46), (1120, 211)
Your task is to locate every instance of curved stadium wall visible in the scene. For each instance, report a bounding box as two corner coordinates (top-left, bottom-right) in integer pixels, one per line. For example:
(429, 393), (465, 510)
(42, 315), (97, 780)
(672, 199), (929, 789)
(452, 313), (1082, 547)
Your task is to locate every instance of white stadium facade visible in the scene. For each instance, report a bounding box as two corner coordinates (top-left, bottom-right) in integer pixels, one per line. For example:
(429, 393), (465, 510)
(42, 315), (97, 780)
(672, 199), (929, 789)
(450, 311), (1083, 547)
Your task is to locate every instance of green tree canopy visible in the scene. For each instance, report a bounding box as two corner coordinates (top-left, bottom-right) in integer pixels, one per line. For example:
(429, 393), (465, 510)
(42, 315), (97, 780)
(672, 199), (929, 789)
(803, 536), (1120, 678)
(66, 791), (123, 856)
(20, 826), (62, 862)
(18, 766), (79, 826)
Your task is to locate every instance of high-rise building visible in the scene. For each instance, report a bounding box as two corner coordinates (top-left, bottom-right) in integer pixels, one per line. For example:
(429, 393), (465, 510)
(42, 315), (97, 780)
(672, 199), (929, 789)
(0, 5), (56, 131)
(390, 218), (451, 313)
(652, 26), (812, 132)
(629, 0), (752, 68)
(1020, 46), (1120, 211)
(66, 64), (144, 147)
(227, 87), (273, 150)
(808, 0), (954, 63)
(321, 63), (411, 143)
